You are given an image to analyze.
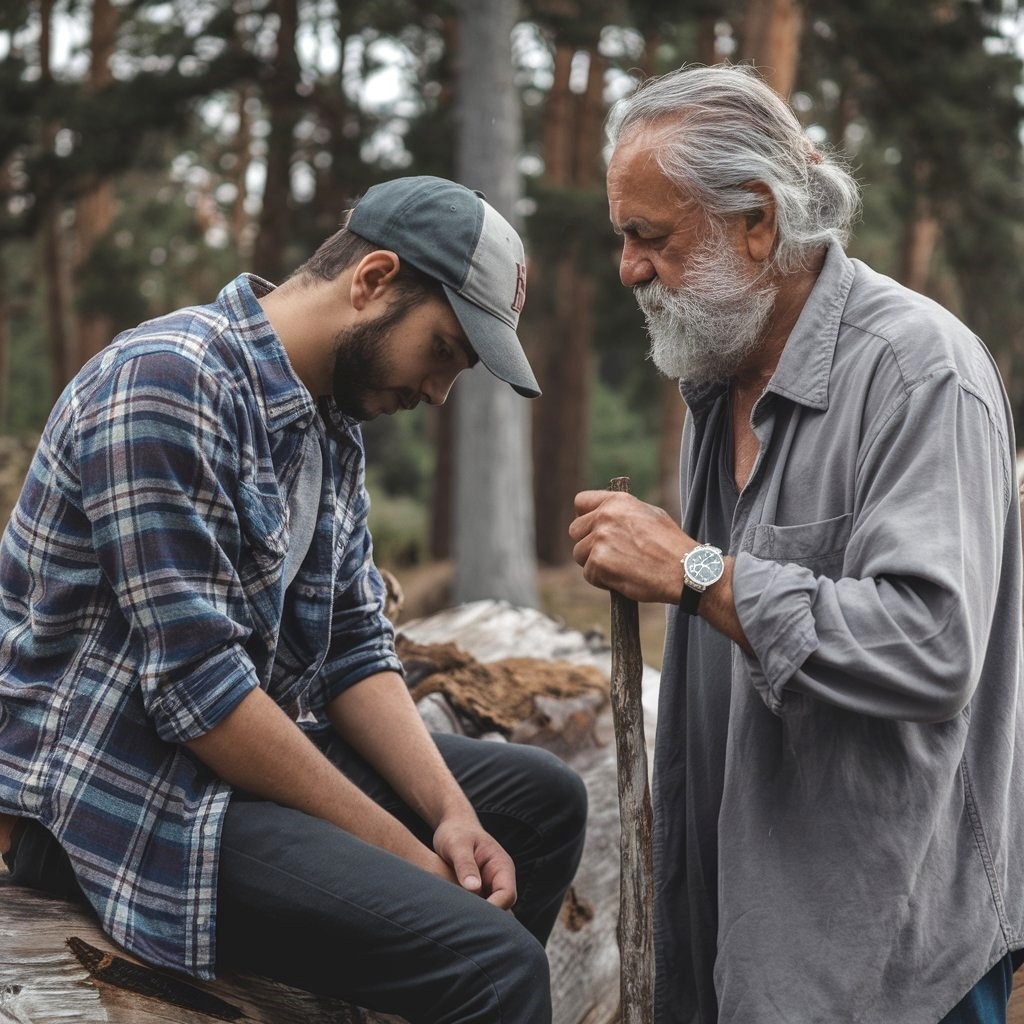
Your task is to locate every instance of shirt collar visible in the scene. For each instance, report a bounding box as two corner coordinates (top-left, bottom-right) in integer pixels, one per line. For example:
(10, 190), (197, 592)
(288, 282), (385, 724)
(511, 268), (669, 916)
(763, 239), (855, 412)
(216, 274), (318, 433)
(678, 240), (856, 415)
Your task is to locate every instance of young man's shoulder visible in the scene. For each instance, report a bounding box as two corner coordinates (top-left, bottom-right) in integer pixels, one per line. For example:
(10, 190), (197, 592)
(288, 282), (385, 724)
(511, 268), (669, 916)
(70, 297), (253, 414)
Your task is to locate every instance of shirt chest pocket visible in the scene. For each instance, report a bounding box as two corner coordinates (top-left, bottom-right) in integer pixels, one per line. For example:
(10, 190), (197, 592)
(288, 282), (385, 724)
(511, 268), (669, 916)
(237, 481), (288, 565)
(747, 511), (853, 579)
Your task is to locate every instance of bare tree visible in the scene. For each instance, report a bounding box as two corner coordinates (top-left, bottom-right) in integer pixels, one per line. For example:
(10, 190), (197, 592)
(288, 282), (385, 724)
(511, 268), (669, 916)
(452, 0), (539, 608)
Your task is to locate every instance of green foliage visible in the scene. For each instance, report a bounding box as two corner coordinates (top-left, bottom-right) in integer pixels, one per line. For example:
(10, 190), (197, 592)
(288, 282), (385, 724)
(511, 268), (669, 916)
(586, 374), (658, 500)
(1, 0), (1023, 533)
(365, 468), (429, 566)
(362, 404), (435, 502)
(5, 237), (54, 432)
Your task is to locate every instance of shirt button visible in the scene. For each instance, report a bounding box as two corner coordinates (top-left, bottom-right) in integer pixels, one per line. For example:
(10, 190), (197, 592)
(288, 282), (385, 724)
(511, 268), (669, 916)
(196, 916), (207, 926)
(204, 824), (216, 837)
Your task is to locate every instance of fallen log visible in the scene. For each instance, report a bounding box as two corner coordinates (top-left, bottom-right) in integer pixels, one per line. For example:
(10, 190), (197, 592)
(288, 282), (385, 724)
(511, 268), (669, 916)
(0, 599), (662, 1024)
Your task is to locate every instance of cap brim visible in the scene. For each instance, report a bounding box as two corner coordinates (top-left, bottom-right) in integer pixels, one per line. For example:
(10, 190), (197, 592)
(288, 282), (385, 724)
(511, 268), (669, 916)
(443, 285), (541, 398)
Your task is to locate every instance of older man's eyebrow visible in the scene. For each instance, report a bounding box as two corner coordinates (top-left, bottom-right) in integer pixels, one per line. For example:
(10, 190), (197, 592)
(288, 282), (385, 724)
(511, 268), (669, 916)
(612, 217), (656, 237)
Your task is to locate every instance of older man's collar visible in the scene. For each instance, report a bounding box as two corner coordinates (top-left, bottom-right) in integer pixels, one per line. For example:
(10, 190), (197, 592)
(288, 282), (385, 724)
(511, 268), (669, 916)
(763, 240), (855, 412)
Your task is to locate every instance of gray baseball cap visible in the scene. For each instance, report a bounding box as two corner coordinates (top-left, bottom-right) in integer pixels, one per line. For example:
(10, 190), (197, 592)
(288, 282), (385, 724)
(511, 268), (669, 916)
(347, 175), (540, 398)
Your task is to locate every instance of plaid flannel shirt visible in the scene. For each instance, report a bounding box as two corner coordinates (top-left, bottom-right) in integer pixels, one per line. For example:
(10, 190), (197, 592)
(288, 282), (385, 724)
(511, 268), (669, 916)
(0, 274), (402, 977)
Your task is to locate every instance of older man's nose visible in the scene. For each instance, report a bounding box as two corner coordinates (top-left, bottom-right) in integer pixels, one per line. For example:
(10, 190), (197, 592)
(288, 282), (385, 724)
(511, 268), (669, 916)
(619, 241), (656, 288)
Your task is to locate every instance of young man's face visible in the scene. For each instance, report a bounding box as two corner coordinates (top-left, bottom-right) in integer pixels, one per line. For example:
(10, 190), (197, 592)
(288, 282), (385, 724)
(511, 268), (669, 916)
(330, 293), (478, 421)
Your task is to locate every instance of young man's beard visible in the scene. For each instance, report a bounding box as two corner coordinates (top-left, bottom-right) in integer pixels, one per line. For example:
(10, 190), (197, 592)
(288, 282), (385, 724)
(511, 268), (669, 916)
(330, 302), (411, 421)
(635, 232), (778, 385)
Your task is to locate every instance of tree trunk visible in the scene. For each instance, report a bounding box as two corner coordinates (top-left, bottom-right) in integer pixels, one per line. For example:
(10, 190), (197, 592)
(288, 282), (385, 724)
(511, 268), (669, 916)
(696, 15), (717, 67)
(38, 0), (74, 396)
(452, 0), (539, 607)
(73, 0), (118, 368)
(0, 178), (9, 428)
(252, 0), (300, 282)
(740, 0), (804, 97)
(900, 161), (940, 294)
(543, 43), (575, 186)
(533, 41), (604, 565)
(231, 84), (254, 255)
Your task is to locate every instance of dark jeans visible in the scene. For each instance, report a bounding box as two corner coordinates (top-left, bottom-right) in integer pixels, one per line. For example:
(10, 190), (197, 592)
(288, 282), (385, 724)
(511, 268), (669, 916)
(938, 950), (1024, 1024)
(6, 732), (588, 1024)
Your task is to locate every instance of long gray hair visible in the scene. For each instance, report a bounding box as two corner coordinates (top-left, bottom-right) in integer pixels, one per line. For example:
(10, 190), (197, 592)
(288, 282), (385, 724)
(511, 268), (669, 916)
(607, 65), (861, 274)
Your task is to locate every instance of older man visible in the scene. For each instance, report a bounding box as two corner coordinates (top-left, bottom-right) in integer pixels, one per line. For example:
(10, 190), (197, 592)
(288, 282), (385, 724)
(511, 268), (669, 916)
(571, 66), (1024, 1023)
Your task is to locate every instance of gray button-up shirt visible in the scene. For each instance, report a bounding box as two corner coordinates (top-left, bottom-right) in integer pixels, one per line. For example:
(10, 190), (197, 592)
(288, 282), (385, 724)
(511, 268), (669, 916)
(655, 240), (1024, 1023)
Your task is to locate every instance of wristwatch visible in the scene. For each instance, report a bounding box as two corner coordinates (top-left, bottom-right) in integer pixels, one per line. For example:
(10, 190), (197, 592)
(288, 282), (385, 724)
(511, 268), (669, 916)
(679, 543), (725, 614)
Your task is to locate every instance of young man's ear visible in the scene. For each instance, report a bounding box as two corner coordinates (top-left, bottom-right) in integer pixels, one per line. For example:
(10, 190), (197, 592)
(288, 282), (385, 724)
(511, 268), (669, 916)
(742, 182), (777, 264)
(350, 250), (401, 311)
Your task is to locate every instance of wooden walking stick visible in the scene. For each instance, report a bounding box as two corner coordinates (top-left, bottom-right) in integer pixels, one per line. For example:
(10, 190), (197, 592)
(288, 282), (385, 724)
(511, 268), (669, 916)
(608, 476), (654, 1024)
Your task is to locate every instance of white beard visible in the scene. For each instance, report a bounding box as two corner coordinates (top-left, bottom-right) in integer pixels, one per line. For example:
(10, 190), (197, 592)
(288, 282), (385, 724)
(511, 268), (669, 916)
(635, 237), (777, 384)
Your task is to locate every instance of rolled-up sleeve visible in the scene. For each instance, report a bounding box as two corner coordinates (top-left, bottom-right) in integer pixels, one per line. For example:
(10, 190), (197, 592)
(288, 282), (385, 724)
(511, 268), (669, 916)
(734, 369), (1011, 722)
(77, 349), (260, 742)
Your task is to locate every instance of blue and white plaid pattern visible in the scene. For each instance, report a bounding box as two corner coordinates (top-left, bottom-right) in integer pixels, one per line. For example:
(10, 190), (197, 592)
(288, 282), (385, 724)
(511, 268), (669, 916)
(0, 275), (402, 977)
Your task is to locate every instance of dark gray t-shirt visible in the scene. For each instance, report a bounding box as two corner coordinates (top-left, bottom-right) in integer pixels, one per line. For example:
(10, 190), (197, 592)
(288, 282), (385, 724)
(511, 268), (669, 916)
(675, 399), (737, 1023)
(654, 241), (1024, 1024)
(281, 424), (323, 592)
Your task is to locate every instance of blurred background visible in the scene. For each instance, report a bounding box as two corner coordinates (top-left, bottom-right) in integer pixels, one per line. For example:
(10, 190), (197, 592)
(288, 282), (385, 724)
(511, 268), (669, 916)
(1, 0), (1022, 659)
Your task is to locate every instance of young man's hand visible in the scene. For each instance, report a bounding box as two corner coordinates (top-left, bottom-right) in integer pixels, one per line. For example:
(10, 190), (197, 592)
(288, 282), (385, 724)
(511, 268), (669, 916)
(433, 814), (517, 910)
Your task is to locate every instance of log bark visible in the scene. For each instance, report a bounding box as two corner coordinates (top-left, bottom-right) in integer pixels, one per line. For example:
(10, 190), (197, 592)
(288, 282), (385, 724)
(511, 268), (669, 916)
(0, 883), (399, 1023)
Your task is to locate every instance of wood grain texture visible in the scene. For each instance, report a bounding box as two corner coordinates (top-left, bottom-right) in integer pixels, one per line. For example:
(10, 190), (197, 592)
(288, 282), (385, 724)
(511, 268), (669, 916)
(0, 884), (382, 1023)
(606, 477), (654, 1024)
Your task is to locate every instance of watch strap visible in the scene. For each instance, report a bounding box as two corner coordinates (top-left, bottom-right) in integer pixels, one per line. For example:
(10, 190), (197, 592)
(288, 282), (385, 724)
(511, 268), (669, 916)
(679, 580), (702, 614)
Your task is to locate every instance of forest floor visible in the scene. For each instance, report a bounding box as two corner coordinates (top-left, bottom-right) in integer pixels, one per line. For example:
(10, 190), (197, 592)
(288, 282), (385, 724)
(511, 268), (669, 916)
(393, 560), (668, 672)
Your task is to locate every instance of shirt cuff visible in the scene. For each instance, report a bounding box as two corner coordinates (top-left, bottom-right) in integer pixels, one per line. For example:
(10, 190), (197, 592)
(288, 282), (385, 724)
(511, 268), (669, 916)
(147, 645), (259, 742)
(732, 551), (820, 714)
(322, 647), (404, 704)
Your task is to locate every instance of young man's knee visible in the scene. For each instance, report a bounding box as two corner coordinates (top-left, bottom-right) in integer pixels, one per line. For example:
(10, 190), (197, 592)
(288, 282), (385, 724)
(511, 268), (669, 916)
(529, 749), (589, 846)
(480, 925), (551, 1022)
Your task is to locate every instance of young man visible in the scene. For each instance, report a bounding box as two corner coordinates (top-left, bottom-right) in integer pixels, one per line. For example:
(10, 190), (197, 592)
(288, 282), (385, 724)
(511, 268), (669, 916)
(570, 66), (1024, 1023)
(0, 176), (587, 1024)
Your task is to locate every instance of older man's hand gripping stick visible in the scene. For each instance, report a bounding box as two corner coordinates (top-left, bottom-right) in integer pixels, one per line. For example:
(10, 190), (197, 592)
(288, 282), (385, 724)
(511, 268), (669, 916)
(570, 489), (751, 653)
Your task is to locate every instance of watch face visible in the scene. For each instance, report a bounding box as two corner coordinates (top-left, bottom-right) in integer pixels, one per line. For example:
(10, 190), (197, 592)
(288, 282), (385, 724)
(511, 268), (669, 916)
(686, 547), (725, 586)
